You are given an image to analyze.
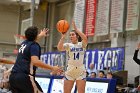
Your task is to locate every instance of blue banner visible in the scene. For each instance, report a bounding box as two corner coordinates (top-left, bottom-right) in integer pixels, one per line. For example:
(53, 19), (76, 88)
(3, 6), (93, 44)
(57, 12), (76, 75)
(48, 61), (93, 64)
(41, 47), (124, 71)
(85, 47), (124, 71)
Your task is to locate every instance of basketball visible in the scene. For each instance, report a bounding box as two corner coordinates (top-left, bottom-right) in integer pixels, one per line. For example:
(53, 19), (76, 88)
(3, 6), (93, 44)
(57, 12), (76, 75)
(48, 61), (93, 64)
(56, 20), (69, 33)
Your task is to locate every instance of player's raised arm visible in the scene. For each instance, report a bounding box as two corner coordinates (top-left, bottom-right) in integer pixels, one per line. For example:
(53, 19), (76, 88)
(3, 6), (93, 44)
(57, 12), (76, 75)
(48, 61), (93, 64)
(72, 21), (88, 46)
(36, 28), (49, 42)
(56, 20), (69, 51)
(57, 33), (66, 51)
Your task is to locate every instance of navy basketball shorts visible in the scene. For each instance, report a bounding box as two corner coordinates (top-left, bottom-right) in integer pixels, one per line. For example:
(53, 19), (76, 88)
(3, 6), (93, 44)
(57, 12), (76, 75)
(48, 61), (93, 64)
(9, 73), (43, 93)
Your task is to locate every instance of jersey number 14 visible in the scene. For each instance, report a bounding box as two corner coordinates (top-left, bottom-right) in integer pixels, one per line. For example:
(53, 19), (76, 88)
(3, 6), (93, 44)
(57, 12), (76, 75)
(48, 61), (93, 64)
(74, 52), (80, 60)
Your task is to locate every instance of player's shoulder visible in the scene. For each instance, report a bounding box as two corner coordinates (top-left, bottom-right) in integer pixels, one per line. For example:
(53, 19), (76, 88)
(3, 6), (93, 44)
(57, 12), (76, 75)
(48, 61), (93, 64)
(64, 43), (71, 46)
(22, 40), (39, 47)
(64, 42), (71, 45)
(30, 43), (40, 51)
(30, 42), (40, 48)
(78, 42), (82, 45)
(76, 42), (83, 47)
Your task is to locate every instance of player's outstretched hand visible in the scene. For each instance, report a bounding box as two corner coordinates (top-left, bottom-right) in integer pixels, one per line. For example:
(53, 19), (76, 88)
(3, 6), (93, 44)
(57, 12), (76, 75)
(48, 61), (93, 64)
(52, 66), (63, 75)
(72, 20), (77, 31)
(39, 28), (49, 37)
(61, 32), (66, 38)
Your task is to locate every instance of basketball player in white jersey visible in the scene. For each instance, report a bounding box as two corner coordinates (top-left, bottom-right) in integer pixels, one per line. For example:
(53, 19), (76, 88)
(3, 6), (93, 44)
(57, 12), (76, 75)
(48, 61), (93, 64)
(57, 21), (87, 93)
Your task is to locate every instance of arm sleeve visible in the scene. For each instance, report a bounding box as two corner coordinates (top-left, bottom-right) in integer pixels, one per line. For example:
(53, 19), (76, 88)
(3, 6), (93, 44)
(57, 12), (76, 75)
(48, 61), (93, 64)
(133, 49), (140, 65)
(30, 44), (40, 57)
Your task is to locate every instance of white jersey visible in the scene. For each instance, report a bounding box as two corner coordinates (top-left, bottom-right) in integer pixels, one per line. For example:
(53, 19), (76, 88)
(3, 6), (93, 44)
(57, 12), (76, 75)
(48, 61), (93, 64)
(64, 42), (86, 66)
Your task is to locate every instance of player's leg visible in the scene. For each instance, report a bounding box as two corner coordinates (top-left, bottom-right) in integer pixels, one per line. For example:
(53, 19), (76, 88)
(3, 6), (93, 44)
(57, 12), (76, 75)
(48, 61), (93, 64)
(76, 80), (86, 93)
(76, 65), (86, 93)
(64, 65), (77, 93)
(28, 75), (43, 93)
(64, 80), (75, 93)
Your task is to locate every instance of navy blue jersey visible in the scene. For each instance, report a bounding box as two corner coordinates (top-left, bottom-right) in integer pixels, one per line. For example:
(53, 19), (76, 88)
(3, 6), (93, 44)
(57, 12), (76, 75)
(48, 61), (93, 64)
(12, 40), (41, 76)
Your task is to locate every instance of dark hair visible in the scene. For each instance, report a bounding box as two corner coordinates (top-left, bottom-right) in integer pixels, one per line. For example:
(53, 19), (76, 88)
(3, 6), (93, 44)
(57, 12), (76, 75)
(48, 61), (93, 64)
(107, 72), (113, 75)
(71, 30), (82, 42)
(99, 70), (105, 75)
(91, 72), (96, 76)
(25, 26), (38, 41)
(86, 71), (89, 77)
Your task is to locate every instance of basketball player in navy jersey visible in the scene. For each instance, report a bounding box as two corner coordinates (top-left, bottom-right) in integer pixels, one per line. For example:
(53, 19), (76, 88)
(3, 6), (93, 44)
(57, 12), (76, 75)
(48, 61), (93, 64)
(1, 26), (62, 93)
(57, 21), (88, 93)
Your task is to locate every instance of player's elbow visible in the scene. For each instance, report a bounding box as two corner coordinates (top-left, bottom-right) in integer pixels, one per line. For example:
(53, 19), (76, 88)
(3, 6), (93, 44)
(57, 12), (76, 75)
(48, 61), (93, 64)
(31, 60), (38, 66)
(57, 46), (63, 51)
(31, 56), (39, 65)
(57, 46), (60, 51)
